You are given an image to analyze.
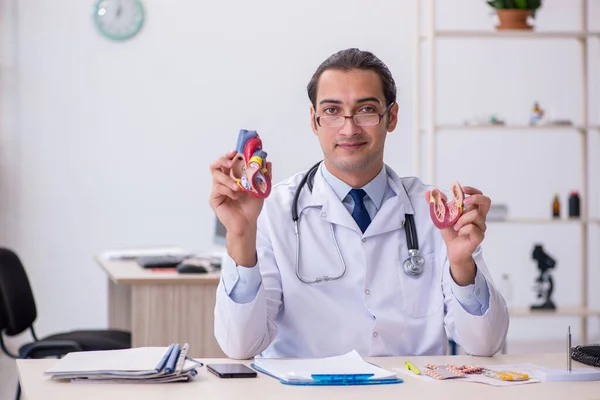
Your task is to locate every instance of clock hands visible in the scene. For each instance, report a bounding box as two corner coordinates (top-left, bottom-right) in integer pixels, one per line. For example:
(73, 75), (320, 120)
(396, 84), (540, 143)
(94, 0), (143, 40)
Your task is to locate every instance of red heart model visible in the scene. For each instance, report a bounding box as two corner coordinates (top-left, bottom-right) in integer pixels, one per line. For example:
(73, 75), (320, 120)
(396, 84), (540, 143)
(429, 181), (464, 229)
(230, 129), (272, 199)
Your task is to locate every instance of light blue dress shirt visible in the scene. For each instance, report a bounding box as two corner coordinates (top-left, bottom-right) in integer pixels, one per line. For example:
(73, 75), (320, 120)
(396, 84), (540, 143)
(222, 164), (490, 316)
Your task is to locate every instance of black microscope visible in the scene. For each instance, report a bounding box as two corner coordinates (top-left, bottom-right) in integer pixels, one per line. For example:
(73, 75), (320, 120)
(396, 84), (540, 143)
(531, 244), (557, 310)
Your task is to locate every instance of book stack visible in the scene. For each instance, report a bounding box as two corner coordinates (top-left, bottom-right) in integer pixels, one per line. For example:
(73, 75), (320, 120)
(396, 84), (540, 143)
(44, 343), (202, 383)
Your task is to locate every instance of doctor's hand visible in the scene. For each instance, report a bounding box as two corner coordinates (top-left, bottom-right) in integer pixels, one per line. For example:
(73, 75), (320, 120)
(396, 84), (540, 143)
(424, 186), (491, 286)
(209, 150), (272, 266)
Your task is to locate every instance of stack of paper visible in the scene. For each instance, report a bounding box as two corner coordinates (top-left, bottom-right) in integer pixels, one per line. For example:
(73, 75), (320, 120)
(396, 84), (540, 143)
(251, 350), (402, 386)
(100, 247), (194, 260)
(44, 343), (202, 383)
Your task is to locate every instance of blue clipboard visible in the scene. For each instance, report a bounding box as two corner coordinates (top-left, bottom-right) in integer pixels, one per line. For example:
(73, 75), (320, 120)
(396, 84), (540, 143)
(250, 363), (403, 386)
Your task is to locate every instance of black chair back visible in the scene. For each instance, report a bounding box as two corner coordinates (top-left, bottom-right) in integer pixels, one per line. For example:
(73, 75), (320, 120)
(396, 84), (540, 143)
(0, 248), (38, 336)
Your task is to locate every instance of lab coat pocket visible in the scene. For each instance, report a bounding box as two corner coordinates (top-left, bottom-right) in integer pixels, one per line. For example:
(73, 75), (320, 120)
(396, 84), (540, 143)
(399, 251), (444, 319)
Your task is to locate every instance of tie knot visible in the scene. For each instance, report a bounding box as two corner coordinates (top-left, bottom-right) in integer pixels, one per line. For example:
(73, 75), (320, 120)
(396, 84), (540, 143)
(349, 188), (367, 205)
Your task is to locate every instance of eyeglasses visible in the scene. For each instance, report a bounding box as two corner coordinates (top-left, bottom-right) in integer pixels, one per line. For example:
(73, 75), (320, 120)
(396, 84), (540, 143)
(315, 102), (395, 128)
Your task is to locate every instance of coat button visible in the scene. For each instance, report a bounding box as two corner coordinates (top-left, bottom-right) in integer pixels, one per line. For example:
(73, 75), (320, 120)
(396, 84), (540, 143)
(365, 289), (370, 295)
(320, 212), (326, 218)
(361, 238), (366, 242)
(373, 332), (378, 337)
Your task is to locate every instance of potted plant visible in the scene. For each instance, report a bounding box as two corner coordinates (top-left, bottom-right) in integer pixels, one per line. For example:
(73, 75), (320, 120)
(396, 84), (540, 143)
(486, 0), (542, 30)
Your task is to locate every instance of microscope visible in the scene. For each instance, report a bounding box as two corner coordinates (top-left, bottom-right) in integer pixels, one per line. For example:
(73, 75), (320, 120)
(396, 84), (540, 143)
(531, 244), (556, 310)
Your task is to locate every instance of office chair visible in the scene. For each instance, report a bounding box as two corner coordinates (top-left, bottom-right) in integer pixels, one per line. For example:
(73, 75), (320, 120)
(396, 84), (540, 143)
(0, 247), (131, 400)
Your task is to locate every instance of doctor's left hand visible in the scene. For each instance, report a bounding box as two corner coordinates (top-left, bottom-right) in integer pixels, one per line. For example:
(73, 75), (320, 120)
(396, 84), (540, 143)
(424, 186), (491, 286)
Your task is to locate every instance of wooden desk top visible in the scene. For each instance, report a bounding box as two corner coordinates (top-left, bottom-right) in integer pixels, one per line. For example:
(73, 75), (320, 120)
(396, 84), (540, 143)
(17, 353), (600, 400)
(95, 256), (221, 285)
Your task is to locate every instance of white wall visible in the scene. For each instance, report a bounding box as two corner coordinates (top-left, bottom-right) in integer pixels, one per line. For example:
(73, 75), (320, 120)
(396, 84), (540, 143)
(1, 0), (598, 348)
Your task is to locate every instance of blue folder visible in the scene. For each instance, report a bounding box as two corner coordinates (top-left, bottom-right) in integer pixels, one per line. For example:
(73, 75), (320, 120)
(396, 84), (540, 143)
(251, 363), (403, 386)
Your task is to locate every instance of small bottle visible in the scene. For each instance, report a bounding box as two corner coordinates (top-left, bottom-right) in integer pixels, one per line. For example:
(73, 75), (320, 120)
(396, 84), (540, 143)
(568, 191), (580, 218)
(552, 194), (560, 218)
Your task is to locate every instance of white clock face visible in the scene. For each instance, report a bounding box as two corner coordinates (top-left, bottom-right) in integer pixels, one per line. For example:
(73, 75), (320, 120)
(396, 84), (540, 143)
(93, 0), (144, 41)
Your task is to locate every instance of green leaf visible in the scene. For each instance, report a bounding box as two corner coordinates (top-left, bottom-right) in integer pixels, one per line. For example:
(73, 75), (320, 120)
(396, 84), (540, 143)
(528, 0), (542, 10)
(515, 0), (527, 9)
(487, 0), (506, 9)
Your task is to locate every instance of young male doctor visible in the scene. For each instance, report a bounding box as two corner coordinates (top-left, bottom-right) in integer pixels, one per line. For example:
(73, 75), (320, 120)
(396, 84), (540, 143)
(209, 48), (509, 360)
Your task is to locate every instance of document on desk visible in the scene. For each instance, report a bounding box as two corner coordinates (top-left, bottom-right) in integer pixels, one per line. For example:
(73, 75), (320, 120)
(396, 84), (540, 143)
(44, 343), (201, 383)
(251, 350), (402, 386)
(100, 247), (194, 260)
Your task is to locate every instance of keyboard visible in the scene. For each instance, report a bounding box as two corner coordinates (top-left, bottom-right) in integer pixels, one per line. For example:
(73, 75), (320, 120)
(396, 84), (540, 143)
(136, 255), (186, 269)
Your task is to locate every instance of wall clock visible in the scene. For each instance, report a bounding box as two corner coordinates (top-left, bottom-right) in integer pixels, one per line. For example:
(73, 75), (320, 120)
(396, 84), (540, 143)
(93, 0), (144, 41)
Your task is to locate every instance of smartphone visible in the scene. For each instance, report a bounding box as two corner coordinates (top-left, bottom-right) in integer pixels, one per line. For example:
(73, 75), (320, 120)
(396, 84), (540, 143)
(207, 363), (258, 378)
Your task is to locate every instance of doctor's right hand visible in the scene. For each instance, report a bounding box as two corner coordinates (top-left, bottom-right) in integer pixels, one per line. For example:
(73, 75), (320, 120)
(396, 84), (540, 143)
(209, 150), (271, 266)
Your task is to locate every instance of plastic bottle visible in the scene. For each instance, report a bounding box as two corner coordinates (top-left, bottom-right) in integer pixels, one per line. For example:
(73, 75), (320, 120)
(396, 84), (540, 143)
(552, 194), (560, 218)
(568, 191), (580, 218)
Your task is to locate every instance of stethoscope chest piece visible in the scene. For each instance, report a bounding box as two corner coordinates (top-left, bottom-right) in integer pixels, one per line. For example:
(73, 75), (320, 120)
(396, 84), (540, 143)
(403, 249), (424, 278)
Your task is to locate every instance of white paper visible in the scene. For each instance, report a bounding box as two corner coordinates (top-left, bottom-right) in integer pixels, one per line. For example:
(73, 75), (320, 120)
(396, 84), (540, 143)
(253, 350), (397, 382)
(44, 346), (203, 384)
(48, 359), (201, 380)
(100, 247), (193, 260)
(71, 374), (194, 384)
(44, 347), (171, 376)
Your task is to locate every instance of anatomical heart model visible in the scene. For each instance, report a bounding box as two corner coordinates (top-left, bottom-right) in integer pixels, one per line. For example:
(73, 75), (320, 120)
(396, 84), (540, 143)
(429, 181), (464, 229)
(230, 129), (272, 199)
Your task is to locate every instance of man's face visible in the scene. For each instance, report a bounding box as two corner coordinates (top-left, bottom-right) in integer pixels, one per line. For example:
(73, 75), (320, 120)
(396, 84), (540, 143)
(310, 69), (398, 179)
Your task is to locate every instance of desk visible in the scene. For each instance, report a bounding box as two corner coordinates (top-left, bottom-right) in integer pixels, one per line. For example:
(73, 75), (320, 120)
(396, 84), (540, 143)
(96, 257), (224, 358)
(17, 353), (600, 400)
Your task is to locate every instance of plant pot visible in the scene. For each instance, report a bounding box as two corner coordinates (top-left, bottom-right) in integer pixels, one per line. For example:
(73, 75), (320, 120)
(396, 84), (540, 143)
(495, 9), (533, 30)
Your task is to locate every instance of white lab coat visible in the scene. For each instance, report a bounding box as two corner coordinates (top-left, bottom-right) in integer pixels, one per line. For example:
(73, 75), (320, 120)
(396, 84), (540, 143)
(214, 164), (509, 359)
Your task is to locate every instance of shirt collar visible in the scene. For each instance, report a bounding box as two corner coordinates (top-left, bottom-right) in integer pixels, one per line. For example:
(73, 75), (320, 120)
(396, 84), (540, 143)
(320, 163), (388, 210)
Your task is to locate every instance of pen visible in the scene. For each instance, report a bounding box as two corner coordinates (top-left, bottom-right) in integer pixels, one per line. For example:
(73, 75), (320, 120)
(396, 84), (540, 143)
(155, 343), (175, 372)
(164, 343), (181, 374)
(567, 326), (571, 372)
(405, 361), (421, 375)
(175, 343), (189, 375)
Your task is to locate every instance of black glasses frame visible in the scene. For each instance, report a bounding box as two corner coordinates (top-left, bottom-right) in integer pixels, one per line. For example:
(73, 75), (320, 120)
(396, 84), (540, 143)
(315, 102), (396, 128)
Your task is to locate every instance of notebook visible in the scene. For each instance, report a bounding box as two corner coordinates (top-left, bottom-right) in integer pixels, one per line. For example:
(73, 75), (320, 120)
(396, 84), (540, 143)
(44, 343), (202, 383)
(251, 350), (402, 386)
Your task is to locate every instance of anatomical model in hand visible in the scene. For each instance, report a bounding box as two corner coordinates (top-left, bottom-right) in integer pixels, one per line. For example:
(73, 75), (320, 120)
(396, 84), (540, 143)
(230, 129), (272, 199)
(429, 181), (464, 229)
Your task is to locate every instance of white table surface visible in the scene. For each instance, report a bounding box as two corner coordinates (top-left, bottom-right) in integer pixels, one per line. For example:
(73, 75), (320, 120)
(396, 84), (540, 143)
(17, 352), (600, 400)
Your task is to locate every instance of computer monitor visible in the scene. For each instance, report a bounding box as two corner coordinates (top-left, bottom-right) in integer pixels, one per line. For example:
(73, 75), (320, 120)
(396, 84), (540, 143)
(213, 215), (227, 247)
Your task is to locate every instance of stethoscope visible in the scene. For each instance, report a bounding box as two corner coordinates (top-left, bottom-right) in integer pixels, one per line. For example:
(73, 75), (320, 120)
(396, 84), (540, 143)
(291, 161), (425, 284)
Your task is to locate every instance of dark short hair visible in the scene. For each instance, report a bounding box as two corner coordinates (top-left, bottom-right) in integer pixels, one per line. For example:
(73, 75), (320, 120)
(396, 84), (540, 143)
(307, 48), (397, 108)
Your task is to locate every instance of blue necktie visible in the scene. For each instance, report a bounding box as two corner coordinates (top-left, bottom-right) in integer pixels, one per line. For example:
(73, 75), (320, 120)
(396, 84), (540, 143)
(349, 189), (371, 233)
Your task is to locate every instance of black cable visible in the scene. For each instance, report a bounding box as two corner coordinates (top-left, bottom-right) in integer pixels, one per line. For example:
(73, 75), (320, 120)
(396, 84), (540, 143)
(405, 214), (418, 251)
(291, 161), (321, 222)
(571, 344), (600, 367)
